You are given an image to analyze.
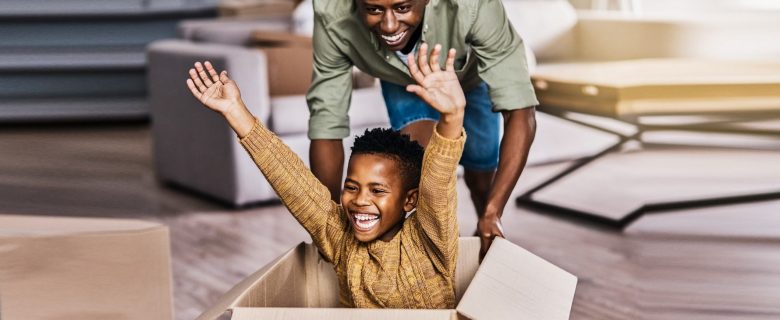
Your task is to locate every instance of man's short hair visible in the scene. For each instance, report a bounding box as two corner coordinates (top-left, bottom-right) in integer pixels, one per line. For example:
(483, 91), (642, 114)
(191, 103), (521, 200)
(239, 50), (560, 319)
(350, 128), (425, 190)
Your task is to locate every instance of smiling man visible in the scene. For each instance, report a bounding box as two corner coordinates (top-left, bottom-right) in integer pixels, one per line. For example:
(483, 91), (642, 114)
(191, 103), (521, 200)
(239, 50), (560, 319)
(307, 0), (538, 258)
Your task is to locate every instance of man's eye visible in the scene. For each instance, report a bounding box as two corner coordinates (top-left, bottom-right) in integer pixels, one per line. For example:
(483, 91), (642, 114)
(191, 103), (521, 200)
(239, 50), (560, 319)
(397, 5), (411, 13)
(366, 7), (382, 14)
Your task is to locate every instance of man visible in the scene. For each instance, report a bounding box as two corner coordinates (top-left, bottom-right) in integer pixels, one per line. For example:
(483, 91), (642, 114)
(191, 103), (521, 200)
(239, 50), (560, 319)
(307, 0), (537, 258)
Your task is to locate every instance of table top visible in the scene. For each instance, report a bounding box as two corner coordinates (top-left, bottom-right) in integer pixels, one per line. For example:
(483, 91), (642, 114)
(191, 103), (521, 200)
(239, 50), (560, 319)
(533, 59), (780, 87)
(531, 59), (780, 118)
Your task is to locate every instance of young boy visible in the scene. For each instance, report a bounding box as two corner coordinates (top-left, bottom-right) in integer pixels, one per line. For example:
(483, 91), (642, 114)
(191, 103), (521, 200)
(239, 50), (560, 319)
(186, 45), (466, 309)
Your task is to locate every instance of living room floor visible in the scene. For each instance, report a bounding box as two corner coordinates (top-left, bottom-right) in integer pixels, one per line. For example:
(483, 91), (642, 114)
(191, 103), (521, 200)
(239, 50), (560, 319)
(1, 121), (779, 320)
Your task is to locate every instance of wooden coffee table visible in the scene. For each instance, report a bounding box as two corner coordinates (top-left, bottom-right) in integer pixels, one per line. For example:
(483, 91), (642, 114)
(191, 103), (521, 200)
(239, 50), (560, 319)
(517, 59), (780, 227)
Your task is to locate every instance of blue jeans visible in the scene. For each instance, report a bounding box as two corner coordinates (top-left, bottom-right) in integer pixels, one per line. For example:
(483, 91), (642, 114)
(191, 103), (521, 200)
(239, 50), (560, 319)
(380, 80), (500, 171)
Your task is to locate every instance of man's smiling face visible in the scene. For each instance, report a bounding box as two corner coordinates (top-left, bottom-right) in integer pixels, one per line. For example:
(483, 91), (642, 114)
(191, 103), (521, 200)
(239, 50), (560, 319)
(357, 0), (428, 51)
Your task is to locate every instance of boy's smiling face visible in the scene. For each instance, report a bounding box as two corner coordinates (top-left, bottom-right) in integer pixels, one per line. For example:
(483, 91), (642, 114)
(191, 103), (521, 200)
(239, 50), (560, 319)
(342, 153), (418, 242)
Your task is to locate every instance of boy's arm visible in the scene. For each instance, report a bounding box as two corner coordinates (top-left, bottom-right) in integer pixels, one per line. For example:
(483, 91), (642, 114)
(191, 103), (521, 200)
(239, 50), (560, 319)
(415, 126), (465, 274)
(186, 61), (347, 264)
(406, 45), (466, 273)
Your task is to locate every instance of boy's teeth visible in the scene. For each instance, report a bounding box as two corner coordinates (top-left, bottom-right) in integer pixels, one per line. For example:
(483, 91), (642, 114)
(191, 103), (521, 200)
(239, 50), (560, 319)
(356, 217), (379, 229)
(355, 213), (378, 221)
(354, 213), (379, 229)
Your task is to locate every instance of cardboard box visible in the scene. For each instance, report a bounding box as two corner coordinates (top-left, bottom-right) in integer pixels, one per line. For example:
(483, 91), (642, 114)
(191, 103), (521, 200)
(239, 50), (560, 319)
(251, 31), (313, 97)
(197, 237), (578, 320)
(0, 215), (173, 320)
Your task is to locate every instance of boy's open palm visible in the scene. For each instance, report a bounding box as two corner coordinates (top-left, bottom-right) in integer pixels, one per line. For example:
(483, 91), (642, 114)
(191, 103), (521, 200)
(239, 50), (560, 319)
(186, 61), (241, 115)
(406, 44), (466, 115)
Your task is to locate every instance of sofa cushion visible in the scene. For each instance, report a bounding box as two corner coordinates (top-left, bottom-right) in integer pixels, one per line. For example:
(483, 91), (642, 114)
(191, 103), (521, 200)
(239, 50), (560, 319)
(269, 87), (389, 136)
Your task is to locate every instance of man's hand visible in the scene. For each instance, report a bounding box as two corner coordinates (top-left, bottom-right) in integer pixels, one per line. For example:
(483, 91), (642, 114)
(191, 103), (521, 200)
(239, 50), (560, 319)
(477, 214), (505, 261)
(406, 43), (466, 120)
(186, 61), (242, 116)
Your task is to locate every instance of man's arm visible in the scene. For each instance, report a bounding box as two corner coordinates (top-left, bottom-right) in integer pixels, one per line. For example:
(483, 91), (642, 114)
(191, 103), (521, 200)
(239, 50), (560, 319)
(310, 139), (344, 202)
(467, 0), (539, 258)
(478, 107), (536, 258)
(307, 9), (354, 201)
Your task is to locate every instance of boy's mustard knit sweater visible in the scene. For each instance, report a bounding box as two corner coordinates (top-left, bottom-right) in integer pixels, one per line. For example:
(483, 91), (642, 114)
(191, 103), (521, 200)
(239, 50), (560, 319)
(240, 120), (464, 309)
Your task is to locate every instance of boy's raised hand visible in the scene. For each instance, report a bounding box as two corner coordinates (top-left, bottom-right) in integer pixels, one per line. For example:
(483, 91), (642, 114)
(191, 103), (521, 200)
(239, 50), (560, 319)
(186, 61), (241, 115)
(186, 61), (255, 138)
(406, 44), (466, 117)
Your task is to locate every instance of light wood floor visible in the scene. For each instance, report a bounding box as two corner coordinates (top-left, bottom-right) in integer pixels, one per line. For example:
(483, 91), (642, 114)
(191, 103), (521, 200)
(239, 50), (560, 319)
(1, 122), (779, 320)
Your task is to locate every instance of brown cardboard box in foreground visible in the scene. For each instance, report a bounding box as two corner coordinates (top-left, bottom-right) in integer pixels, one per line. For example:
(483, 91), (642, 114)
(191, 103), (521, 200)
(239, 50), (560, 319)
(251, 31), (313, 97)
(198, 237), (578, 320)
(0, 215), (173, 320)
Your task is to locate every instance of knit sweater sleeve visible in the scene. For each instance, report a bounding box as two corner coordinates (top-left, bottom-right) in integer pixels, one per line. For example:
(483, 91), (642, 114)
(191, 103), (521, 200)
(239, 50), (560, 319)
(239, 120), (347, 264)
(415, 127), (466, 275)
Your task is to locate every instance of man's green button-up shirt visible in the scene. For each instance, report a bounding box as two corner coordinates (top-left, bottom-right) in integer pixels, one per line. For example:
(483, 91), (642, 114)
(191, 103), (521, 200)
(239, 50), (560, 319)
(306, 0), (539, 139)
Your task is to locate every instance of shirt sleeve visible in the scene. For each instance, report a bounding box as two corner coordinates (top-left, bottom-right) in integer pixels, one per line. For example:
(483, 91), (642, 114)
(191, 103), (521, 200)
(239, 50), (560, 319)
(306, 10), (355, 140)
(469, 0), (539, 111)
(414, 127), (466, 275)
(240, 120), (348, 264)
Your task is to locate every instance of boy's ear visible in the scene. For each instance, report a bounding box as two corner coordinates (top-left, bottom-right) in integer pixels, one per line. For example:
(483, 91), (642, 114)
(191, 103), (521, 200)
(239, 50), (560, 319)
(403, 188), (419, 212)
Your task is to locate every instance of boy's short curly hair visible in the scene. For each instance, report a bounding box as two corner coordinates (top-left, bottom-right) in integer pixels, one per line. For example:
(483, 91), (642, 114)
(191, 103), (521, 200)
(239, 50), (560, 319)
(350, 128), (425, 190)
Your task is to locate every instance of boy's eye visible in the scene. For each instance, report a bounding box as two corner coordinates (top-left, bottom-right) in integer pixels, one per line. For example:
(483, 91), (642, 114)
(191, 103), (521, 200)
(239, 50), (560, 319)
(372, 189), (387, 194)
(344, 185), (358, 191)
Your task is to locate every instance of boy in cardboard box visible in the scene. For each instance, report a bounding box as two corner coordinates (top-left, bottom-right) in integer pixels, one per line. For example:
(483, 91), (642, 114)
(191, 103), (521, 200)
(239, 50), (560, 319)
(186, 44), (467, 309)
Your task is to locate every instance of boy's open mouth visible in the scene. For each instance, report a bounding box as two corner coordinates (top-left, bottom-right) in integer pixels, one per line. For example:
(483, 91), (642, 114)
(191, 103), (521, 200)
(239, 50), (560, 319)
(351, 213), (380, 232)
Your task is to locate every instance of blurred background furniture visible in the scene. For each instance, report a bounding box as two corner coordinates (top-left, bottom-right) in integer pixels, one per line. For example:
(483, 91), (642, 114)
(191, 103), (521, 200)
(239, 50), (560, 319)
(503, 0), (780, 227)
(148, 16), (387, 206)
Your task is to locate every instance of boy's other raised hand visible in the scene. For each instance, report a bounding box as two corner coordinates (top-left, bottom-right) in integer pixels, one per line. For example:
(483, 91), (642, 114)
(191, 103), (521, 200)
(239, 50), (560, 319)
(186, 61), (242, 115)
(406, 44), (466, 117)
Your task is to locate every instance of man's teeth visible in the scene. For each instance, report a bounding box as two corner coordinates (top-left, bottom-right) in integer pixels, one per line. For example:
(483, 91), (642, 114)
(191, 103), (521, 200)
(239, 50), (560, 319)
(381, 31), (405, 43)
(354, 214), (379, 229)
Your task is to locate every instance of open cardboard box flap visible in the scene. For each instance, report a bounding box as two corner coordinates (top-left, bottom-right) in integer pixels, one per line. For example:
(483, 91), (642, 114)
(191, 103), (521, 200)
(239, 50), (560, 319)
(197, 237), (577, 320)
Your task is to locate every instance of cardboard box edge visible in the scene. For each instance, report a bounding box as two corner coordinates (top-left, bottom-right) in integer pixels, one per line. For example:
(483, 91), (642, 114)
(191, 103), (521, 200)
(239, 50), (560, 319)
(195, 241), (307, 320)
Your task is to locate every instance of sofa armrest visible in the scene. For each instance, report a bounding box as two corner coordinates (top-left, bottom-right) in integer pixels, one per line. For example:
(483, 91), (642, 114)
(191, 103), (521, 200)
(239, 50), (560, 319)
(147, 39), (274, 204)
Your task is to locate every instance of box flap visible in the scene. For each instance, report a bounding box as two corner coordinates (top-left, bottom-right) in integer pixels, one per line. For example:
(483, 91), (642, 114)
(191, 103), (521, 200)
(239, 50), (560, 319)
(456, 238), (577, 320)
(195, 242), (307, 320)
(454, 237), (480, 302)
(304, 243), (340, 307)
(231, 307), (455, 320)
